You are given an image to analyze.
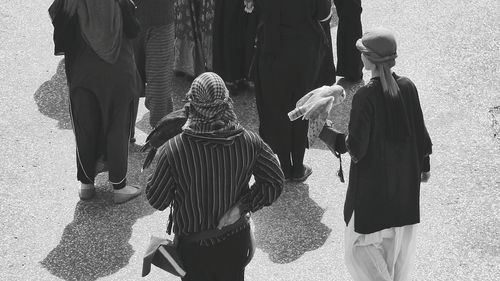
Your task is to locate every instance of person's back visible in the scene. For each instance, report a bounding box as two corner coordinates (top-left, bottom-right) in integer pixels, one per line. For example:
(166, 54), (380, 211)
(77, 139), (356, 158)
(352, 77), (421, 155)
(149, 129), (282, 236)
(345, 74), (431, 233)
(49, 0), (143, 203)
(146, 72), (283, 281)
(342, 27), (432, 281)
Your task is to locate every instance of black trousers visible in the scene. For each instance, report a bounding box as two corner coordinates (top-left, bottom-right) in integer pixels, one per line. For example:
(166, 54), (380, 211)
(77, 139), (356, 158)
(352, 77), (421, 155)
(177, 227), (252, 281)
(333, 0), (363, 80)
(70, 87), (131, 187)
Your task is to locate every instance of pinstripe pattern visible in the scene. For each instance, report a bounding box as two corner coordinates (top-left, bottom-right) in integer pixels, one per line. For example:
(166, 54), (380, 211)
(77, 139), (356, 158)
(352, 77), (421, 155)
(144, 24), (175, 127)
(146, 129), (284, 241)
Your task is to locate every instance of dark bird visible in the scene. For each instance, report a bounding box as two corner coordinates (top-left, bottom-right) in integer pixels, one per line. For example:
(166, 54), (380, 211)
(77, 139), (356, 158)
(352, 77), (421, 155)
(141, 106), (188, 171)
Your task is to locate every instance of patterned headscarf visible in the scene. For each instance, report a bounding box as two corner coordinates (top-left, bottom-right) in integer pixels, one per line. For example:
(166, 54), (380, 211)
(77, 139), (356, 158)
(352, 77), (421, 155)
(182, 72), (240, 134)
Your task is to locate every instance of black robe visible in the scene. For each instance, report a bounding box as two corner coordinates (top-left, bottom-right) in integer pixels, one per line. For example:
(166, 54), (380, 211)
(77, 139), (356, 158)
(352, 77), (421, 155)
(49, 0), (141, 184)
(254, 0), (331, 155)
(333, 0), (363, 81)
(344, 74), (432, 234)
(212, 0), (259, 83)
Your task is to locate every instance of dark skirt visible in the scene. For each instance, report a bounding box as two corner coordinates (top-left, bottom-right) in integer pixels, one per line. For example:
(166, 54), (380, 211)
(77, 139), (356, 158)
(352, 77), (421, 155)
(333, 0), (363, 80)
(213, 0), (259, 82)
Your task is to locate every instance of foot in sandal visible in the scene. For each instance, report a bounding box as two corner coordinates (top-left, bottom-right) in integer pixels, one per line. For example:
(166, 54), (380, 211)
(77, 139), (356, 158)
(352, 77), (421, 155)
(113, 185), (142, 204)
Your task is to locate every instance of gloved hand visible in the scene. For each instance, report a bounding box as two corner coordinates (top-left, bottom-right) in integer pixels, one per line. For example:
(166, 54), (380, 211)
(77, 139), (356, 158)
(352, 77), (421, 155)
(289, 84), (345, 121)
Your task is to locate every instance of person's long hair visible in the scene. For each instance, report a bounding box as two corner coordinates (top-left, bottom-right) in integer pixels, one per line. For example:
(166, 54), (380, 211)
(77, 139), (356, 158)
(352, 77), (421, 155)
(377, 62), (411, 141)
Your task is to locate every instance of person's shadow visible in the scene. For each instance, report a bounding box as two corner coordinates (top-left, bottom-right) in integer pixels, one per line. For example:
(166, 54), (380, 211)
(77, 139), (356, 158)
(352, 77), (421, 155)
(33, 59), (72, 130)
(40, 146), (156, 281)
(252, 182), (332, 263)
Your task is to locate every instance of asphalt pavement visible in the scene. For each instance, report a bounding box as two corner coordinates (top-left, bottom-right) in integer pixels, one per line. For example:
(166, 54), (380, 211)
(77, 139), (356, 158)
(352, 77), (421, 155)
(0, 0), (499, 280)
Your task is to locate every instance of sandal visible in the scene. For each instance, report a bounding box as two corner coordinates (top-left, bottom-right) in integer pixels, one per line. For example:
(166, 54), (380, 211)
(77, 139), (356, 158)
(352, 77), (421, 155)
(113, 185), (142, 204)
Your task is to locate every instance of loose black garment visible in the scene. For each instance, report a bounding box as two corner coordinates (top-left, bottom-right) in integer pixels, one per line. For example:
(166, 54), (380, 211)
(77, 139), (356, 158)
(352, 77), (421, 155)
(316, 18), (336, 86)
(213, 0), (259, 83)
(333, 0), (363, 81)
(344, 74), (432, 234)
(50, 0), (142, 185)
(254, 0), (331, 157)
(177, 226), (252, 281)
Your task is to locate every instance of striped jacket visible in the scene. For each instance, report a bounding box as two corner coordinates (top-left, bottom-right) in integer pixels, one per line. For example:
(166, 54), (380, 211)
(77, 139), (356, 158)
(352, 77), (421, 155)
(146, 128), (284, 239)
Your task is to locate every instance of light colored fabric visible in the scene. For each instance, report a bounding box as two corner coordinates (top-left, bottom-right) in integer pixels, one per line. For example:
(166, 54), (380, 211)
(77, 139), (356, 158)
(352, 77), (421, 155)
(345, 213), (417, 281)
(288, 85), (345, 146)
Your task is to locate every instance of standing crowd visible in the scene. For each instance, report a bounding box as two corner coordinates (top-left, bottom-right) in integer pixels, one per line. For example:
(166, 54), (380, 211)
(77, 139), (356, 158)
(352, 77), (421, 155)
(49, 0), (432, 281)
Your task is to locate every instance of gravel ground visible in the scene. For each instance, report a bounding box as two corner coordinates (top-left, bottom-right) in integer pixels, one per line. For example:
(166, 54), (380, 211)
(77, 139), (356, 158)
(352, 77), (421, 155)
(1, 0), (499, 281)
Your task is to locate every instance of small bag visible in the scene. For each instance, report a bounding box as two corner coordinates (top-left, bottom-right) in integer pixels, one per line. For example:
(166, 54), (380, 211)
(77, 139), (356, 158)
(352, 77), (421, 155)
(142, 236), (186, 277)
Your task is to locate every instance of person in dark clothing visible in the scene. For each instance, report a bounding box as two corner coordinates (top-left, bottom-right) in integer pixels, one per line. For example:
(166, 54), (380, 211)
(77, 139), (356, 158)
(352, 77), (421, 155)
(316, 14), (337, 86)
(254, 0), (332, 182)
(133, 0), (175, 128)
(212, 0), (259, 95)
(319, 27), (432, 280)
(146, 72), (284, 281)
(333, 0), (363, 82)
(49, 0), (143, 203)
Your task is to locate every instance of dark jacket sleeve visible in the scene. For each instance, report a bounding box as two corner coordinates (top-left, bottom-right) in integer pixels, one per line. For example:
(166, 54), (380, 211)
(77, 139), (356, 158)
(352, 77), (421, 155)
(346, 90), (373, 163)
(49, 0), (77, 56)
(409, 81), (432, 172)
(118, 0), (141, 38)
(240, 140), (284, 213)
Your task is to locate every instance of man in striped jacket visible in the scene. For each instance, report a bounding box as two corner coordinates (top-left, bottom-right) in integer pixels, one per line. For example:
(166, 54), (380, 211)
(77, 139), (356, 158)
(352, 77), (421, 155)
(146, 72), (284, 281)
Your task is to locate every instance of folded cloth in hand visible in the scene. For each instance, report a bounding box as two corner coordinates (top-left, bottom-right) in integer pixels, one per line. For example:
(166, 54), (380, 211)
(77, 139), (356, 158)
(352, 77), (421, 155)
(142, 236), (186, 277)
(288, 85), (345, 146)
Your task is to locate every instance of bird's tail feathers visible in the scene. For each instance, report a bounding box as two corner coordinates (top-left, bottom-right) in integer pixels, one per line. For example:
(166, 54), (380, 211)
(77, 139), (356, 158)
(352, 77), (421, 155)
(142, 147), (158, 171)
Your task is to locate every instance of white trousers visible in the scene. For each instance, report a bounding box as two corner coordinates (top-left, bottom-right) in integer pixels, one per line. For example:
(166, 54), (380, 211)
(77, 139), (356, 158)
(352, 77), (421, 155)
(345, 213), (418, 281)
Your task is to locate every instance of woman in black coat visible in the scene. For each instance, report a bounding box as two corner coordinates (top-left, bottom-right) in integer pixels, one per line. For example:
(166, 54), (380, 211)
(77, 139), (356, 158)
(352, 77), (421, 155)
(321, 27), (432, 280)
(254, 0), (332, 181)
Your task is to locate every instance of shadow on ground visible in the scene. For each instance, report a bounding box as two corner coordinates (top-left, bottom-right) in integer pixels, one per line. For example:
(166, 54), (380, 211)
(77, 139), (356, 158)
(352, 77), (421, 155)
(33, 59), (72, 130)
(40, 145), (154, 281)
(252, 182), (331, 264)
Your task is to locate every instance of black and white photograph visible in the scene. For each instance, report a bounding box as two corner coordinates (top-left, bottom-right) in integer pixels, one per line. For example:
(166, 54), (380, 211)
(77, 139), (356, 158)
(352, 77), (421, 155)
(0, 0), (498, 280)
